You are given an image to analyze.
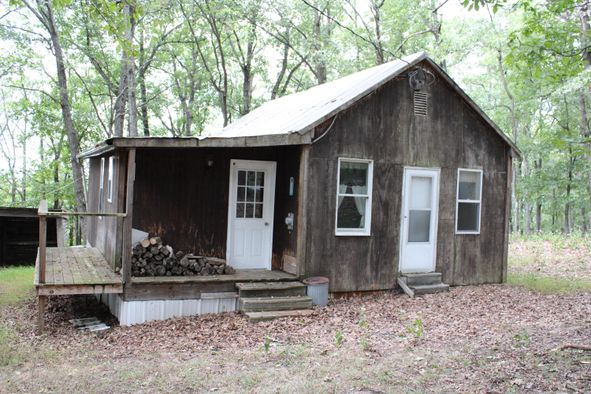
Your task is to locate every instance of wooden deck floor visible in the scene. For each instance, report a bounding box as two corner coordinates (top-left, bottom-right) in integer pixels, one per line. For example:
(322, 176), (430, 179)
(35, 247), (123, 296)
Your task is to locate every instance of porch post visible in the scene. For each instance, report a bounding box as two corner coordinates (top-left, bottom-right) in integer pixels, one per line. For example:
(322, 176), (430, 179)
(122, 148), (136, 287)
(296, 145), (310, 278)
(37, 200), (48, 334)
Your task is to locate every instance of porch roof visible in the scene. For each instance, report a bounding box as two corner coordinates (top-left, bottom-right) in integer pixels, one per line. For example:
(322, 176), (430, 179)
(79, 51), (520, 160)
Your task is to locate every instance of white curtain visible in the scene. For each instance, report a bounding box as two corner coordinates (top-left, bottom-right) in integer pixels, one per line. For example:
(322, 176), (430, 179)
(351, 186), (366, 226)
(338, 185), (347, 208)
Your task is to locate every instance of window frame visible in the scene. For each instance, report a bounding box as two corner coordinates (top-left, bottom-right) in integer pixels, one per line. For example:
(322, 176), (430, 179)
(335, 157), (374, 237)
(455, 168), (483, 235)
(107, 156), (115, 203)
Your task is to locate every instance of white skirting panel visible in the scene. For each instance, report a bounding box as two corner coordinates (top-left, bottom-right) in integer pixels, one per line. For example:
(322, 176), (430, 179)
(99, 292), (238, 326)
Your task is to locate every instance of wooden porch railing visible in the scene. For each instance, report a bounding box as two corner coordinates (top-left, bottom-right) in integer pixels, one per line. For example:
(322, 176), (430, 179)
(36, 200), (127, 284)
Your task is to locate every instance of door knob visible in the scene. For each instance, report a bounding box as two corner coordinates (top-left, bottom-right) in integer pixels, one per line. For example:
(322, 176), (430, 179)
(265, 222), (269, 226)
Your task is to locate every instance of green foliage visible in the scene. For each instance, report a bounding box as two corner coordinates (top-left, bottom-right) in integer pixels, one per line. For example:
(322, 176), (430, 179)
(334, 330), (345, 347)
(406, 318), (424, 339)
(0, 0), (590, 236)
(513, 329), (530, 347)
(263, 335), (271, 353)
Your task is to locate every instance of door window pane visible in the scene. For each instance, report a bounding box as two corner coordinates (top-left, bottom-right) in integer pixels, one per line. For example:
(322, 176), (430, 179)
(246, 186), (255, 202)
(410, 176), (432, 209)
(255, 187), (263, 202)
(256, 171), (264, 186)
(238, 170), (246, 186)
(254, 203), (263, 218)
(408, 210), (431, 242)
(245, 203), (254, 217)
(247, 171), (256, 186)
(237, 187), (246, 202)
(339, 162), (369, 195)
(236, 203), (245, 218)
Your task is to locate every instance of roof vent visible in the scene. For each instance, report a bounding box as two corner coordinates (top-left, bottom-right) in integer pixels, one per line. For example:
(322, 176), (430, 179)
(414, 91), (428, 116)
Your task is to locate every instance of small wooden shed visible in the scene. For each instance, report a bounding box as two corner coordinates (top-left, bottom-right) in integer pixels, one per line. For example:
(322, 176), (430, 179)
(0, 207), (60, 266)
(74, 52), (519, 323)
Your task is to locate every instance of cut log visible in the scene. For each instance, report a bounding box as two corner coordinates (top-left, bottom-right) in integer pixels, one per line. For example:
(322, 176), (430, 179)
(140, 238), (150, 248)
(149, 237), (162, 245)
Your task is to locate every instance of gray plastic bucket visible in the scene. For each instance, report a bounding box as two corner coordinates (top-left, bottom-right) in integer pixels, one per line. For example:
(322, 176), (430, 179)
(303, 276), (329, 306)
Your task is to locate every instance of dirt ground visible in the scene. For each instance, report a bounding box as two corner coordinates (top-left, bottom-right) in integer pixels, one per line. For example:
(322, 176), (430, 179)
(1, 240), (590, 393)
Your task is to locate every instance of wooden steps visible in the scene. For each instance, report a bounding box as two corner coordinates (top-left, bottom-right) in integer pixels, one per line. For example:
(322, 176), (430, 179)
(245, 309), (314, 322)
(236, 281), (306, 298)
(240, 296), (313, 312)
(398, 272), (449, 298)
(236, 280), (313, 322)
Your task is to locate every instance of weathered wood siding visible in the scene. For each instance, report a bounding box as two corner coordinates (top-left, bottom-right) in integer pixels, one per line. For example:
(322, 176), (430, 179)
(87, 152), (125, 270)
(132, 146), (300, 269)
(304, 60), (511, 291)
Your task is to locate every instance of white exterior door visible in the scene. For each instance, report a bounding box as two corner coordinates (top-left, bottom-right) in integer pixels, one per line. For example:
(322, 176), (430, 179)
(226, 160), (276, 270)
(399, 167), (440, 273)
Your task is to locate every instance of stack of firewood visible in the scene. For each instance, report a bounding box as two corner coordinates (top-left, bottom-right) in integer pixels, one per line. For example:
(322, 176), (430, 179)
(131, 237), (235, 277)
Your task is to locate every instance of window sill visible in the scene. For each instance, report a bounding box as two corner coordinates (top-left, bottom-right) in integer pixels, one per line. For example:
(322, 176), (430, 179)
(335, 230), (371, 237)
(456, 231), (480, 235)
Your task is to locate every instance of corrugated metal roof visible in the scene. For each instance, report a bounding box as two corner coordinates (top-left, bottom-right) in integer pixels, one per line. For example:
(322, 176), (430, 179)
(208, 52), (427, 139)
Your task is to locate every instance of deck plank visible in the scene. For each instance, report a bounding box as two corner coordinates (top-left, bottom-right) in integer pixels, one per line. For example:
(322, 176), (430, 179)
(34, 247), (123, 295)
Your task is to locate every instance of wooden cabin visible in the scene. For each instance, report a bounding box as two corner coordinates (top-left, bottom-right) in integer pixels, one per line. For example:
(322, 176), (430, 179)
(38, 52), (518, 327)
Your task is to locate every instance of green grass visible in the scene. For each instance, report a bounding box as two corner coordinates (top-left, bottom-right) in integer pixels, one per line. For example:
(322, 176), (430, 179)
(510, 232), (591, 252)
(507, 273), (591, 294)
(0, 324), (21, 367)
(0, 266), (34, 306)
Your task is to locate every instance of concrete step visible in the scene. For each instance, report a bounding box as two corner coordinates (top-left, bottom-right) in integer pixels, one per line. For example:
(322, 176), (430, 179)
(245, 309), (314, 323)
(403, 272), (442, 286)
(240, 296), (313, 312)
(236, 281), (306, 298)
(412, 283), (450, 296)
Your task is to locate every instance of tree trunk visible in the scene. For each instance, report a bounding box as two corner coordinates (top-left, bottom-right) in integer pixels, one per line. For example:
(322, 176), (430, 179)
(564, 148), (574, 234)
(42, 0), (87, 225)
(312, 9), (327, 84)
(126, 2), (138, 137)
(113, 54), (128, 137)
(138, 28), (150, 136)
(536, 201), (542, 232)
(271, 35), (290, 100)
(370, 0), (385, 65)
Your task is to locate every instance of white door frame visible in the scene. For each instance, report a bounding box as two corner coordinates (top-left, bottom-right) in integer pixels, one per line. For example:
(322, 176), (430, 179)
(226, 159), (276, 270)
(399, 167), (440, 273)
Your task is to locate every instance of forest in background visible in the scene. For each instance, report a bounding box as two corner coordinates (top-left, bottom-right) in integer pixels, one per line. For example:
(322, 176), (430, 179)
(0, 0), (589, 237)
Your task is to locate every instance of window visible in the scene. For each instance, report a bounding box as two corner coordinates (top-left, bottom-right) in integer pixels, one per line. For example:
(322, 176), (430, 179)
(107, 156), (115, 203)
(235, 170), (265, 218)
(335, 158), (373, 236)
(98, 157), (105, 214)
(456, 169), (483, 234)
